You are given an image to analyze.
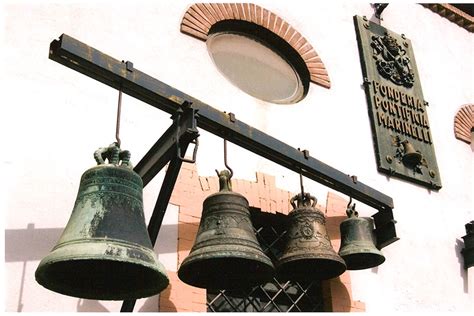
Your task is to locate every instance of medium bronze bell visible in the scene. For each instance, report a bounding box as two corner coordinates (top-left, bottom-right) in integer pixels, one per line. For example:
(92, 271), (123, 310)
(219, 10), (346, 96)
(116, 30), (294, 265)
(178, 170), (275, 289)
(35, 144), (169, 300)
(277, 193), (346, 281)
(401, 140), (422, 167)
(338, 204), (385, 270)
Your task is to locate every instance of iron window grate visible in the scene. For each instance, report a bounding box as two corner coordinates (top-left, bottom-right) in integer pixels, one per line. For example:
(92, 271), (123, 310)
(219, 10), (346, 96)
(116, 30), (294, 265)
(207, 208), (324, 312)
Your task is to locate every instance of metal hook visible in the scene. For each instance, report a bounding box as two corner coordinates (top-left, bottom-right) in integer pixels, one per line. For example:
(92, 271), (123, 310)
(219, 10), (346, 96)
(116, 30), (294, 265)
(223, 139), (233, 178)
(298, 148), (307, 203)
(299, 170), (305, 198)
(346, 196), (358, 217)
(347, 196), (353, 209)
(115, 87), (123, 147)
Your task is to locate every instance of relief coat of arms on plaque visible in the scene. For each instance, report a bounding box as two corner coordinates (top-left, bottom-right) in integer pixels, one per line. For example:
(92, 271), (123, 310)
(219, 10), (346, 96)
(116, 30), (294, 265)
(371, 33), (415, 88)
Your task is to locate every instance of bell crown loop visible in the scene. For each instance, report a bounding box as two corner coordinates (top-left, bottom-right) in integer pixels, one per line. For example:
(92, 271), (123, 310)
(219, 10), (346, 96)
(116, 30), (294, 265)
(216, 169), (233, 192)
(94, 142), (133, 169)
(346, 200), (359, 218)
(290, 192), (317, 209)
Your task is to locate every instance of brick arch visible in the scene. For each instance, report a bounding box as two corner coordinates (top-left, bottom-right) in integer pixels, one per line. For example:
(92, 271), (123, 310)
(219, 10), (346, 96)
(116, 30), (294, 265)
(454, 104), (474, 144)
(180, 3), (331, 89)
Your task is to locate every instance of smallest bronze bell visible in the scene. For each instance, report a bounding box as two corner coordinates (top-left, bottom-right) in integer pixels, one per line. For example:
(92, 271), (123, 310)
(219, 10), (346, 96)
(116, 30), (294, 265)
(401, 140), (422, 167)
(338, 203), (385, 270)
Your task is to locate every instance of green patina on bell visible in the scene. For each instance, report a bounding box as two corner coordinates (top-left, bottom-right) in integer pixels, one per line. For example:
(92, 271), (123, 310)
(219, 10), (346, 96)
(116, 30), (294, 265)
(338, 203), (385, 270)
(35, 144), (169, 300)
(178, 170), (275, 289)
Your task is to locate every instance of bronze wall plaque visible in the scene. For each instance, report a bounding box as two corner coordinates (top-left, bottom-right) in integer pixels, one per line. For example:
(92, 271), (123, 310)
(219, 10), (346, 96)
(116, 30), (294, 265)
(354, 15), (441, 190)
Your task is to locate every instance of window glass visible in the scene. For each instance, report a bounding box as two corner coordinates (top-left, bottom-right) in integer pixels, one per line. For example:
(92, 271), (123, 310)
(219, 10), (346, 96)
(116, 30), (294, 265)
(207, 33), (305, 104)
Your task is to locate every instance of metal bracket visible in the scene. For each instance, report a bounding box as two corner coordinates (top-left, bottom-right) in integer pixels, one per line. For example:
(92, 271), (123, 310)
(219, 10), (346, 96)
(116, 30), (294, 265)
(134, 105), (199, 186)
(372, 208), (399, 249)
(174, 105), (199, 164)
(373, 3), (389, 19)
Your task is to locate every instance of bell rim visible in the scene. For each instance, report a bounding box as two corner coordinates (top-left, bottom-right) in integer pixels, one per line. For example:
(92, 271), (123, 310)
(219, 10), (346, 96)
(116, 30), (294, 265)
(178, 253), (275, 289)
(276, 257), (347, 281)
(35, 258), (169, 300)
(339, 252), (386, 270)
(35, 239), (169, 300)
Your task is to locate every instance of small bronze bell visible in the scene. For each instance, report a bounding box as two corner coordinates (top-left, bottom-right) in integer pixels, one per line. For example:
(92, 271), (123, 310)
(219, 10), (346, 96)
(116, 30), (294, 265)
(35, 144), (169, 300)
(401, 140), (422, 167)
(277, 193), (346, 281)
(338, 203), (385, 270)
(178, 170), (275, 289)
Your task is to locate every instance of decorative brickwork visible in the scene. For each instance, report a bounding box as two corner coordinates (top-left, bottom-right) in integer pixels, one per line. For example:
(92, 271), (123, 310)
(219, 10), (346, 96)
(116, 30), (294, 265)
(454, 104), (474, 144)
(161, 163), (365, 312)
(180, 3), (331, 89)
(422, 4), (473, 33)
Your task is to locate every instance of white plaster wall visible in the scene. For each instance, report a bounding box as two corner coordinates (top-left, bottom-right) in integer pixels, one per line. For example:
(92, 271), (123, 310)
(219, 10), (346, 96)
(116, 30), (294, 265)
(2, 0), (473, 312)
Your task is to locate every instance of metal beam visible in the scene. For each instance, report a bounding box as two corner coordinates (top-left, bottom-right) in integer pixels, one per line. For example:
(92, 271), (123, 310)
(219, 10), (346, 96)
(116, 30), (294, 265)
(49, 34), (394, 212)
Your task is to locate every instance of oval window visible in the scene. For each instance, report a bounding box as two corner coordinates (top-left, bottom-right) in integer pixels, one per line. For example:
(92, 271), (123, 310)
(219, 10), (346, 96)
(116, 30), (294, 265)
(206, 21), (310, 104)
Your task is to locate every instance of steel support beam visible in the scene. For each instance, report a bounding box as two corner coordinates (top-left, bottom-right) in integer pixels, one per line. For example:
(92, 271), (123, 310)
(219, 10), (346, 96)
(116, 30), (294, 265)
(49, 33), (394, 213)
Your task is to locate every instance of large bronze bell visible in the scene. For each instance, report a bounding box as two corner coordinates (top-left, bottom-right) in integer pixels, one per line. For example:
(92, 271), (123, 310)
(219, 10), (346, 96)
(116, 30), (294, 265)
(35, 144), (169, 300)
(178, 170), (275, 289)
(338, 203), (385, 270)
(277, 193), (346, 281)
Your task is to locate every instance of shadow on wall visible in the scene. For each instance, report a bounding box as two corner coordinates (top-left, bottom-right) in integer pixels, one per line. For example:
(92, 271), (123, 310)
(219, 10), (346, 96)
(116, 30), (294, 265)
(4, 223), (176, 312)
(322, 278), (352, 312)
(158, 283), (177, 312)
(455, 238), (468, 294)
(75, 296), (159, 312)
(76, 299), (109, 312)
(5, 224), (64, 312)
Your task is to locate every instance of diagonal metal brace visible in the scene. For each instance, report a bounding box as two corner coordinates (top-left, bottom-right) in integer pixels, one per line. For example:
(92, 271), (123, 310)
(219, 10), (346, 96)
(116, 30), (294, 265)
(122, 106), (199, 312)
(134, 105), (199, 186)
